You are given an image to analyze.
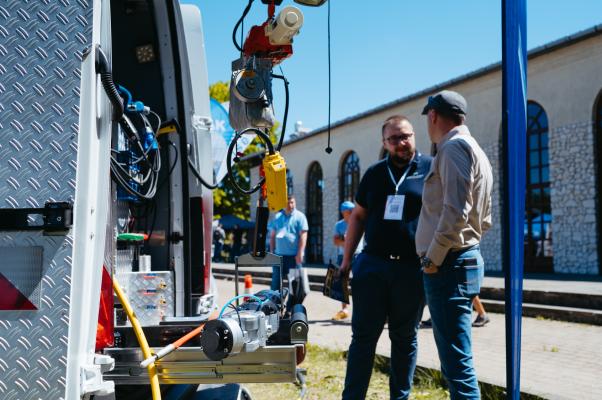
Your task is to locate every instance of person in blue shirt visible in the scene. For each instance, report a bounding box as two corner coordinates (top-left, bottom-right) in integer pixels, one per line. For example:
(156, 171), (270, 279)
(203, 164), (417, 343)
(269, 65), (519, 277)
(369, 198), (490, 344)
(269, 195), (309, 291)
(338, 115), (431, 400)
(332, 201), (363, 320)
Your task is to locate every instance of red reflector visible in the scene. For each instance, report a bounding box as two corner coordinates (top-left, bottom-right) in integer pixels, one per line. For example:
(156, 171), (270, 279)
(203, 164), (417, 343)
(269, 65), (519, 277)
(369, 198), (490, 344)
(0, 273), (37, 310)
(95, 266), (114, 351)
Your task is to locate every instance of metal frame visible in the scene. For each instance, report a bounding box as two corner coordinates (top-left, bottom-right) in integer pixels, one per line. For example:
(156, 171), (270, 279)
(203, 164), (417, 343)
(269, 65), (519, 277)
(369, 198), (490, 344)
(104, 345), (300, 385)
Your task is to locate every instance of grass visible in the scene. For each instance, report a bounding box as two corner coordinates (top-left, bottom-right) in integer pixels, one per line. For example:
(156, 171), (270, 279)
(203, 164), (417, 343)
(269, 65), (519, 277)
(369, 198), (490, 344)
(245, 344), (546, 400)
(245, 344), (449, 400)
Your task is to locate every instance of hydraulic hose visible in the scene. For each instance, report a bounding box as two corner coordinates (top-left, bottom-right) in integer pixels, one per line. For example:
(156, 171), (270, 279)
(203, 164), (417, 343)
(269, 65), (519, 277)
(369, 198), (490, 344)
(140, 310), (219, 368)
(112, 278), (161, 400)
(95, 46), (124, 121)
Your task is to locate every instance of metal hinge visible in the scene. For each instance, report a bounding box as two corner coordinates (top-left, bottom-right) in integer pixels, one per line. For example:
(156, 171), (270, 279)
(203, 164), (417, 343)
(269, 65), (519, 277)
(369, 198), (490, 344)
(81, 355), (115, 397)
(0, 202), (73, 235)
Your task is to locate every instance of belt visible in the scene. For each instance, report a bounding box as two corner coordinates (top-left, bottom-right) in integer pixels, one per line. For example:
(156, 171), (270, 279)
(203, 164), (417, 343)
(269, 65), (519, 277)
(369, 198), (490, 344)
(365, 250), (412, 262)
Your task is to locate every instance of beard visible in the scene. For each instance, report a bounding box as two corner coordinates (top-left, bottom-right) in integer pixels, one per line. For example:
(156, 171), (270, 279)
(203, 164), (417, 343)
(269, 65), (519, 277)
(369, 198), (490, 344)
(389, 149), (414, 166)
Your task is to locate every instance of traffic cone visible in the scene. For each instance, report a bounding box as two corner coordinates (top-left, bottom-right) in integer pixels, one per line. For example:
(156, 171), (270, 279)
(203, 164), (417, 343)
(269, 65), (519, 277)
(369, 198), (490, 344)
(244, 274), (253, 299)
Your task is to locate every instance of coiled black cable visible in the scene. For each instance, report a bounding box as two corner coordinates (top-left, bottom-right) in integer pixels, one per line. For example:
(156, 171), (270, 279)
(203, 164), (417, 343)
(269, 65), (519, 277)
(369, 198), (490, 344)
(226, 127), (275, 195)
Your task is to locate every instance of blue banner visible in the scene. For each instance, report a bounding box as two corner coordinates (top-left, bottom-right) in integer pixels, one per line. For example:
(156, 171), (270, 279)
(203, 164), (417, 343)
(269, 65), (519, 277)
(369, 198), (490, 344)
(502, 1), (527, 398)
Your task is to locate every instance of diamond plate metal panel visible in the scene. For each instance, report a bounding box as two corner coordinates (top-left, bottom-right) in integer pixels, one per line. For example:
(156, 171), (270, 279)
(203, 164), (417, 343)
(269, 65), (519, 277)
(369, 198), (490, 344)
(117, 271), (175, 326)
(0, 233), (74, 400)
(0, 0), (93, 399)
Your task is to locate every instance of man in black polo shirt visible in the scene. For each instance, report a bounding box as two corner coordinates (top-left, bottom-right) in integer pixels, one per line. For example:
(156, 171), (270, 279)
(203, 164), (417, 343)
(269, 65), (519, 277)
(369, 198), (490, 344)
(339, 115), (431, 400)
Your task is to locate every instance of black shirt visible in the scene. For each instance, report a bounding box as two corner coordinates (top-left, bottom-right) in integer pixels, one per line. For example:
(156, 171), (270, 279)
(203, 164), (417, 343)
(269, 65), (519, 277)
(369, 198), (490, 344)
(355, 153), (432, 262)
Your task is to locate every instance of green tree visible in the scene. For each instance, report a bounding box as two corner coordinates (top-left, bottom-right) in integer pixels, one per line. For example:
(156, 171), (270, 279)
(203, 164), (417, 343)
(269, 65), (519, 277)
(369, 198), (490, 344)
(210, 81), (279, 220)
(209, 80), (229, 103)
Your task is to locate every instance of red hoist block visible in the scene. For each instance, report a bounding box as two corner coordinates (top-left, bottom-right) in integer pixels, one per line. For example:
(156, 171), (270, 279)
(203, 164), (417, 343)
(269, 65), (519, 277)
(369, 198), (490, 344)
(242, 22), (293, 66)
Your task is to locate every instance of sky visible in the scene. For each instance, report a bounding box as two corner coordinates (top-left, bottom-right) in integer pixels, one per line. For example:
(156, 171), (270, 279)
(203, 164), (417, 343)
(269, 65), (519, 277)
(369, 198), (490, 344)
(182, 0), (602, 139)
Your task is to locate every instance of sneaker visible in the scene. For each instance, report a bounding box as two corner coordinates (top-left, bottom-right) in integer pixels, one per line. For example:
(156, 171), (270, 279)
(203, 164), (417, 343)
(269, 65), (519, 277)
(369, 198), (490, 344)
(472, 314), (490, 327)
(332, 309), (350, 320)
(419, 318), (432, 328)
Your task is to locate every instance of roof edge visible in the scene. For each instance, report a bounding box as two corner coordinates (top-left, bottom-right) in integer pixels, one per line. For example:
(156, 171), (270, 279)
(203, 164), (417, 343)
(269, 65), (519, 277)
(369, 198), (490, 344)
(284, 23), (602, 147)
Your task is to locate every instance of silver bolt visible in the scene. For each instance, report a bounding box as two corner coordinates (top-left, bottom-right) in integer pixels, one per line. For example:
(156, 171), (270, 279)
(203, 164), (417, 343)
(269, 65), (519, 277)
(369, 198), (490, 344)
(296, 326), (303, 333)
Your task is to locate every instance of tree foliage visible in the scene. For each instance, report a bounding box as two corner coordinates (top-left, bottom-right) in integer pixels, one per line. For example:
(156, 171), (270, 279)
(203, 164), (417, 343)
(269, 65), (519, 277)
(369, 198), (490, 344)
(210, 81), (280, 221)
(209, 80), (229, 103)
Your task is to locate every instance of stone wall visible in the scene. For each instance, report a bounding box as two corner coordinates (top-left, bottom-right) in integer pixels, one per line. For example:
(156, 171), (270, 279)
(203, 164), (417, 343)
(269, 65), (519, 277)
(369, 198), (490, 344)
(550, 121), (598, 274)
(480, 140), (504, 272)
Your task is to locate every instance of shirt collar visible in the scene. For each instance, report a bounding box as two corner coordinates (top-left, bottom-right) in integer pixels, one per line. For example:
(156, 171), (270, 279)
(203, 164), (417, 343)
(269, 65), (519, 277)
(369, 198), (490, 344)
(437, 124), (471, 149)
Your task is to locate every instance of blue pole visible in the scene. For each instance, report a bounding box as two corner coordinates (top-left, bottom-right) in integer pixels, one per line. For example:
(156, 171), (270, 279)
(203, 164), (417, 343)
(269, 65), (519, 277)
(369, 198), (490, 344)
(502, 1), (527, 399)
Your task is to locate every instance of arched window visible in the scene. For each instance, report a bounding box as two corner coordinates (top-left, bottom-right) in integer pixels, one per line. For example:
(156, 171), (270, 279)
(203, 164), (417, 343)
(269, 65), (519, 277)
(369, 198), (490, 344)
(306, 162), (323, 264)
(286, 168), (294, 196)
(525, 101), (552, 273)
(339, 151), (360, 204)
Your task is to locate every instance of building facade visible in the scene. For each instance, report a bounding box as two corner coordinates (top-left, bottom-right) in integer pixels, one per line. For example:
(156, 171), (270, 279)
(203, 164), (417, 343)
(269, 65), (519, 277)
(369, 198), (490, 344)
(251, 26), (602, 275)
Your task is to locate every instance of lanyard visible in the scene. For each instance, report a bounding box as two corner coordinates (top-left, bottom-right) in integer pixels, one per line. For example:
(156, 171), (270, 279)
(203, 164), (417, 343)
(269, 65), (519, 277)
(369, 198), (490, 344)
(387, 156), (414, 194)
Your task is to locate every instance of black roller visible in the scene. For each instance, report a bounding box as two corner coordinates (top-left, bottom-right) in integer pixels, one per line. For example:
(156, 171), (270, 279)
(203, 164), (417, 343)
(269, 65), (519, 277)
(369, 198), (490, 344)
(200, 319), (234, 361)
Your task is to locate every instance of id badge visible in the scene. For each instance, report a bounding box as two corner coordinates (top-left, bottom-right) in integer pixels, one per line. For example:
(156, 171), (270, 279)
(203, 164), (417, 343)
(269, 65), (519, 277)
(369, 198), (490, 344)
(384, 195), (405, 220)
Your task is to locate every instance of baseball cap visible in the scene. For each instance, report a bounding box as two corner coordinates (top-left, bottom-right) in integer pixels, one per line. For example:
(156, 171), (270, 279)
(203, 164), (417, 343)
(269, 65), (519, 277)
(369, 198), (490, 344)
(340, 201), (355, 212)
(421, 90), (467, 116)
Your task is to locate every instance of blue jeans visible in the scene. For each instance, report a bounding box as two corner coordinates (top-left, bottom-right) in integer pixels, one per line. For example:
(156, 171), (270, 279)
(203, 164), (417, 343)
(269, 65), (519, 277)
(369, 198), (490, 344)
(343, 253), (424, 400)
(423, 246), (484, 400)
(271, 255), (297, 291)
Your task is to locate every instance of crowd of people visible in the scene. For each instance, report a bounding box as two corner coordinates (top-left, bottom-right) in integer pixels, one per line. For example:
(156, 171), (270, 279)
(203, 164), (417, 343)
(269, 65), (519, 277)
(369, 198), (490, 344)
(215, 90), (493, 400)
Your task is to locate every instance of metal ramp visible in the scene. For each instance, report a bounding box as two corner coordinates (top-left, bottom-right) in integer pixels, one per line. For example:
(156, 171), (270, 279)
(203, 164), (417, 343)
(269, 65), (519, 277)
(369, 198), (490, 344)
(0, 1), (111, 399)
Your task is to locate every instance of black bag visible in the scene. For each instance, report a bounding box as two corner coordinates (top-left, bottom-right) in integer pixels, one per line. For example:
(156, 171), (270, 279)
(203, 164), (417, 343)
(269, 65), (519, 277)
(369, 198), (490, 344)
(323, 262), (350, 304)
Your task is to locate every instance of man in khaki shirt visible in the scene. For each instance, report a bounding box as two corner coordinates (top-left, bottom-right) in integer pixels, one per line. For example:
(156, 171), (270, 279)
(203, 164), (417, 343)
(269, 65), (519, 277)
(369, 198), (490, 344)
(416, 90), (492, 400)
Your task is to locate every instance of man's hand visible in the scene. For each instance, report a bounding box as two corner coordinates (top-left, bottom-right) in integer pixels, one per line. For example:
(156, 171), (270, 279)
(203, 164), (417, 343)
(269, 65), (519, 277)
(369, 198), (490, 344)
(336, 258), (351, 279)
(422, 264), (439, 274)
(295, 253), (304, 266)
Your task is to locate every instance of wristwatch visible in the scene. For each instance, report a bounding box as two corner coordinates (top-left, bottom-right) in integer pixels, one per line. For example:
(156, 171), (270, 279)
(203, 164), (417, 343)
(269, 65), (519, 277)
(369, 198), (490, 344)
(420, 256), (437, 271)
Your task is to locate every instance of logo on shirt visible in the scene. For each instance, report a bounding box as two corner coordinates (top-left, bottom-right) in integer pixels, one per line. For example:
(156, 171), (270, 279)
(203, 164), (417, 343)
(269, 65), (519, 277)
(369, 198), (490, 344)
(406, 173), (424, 180)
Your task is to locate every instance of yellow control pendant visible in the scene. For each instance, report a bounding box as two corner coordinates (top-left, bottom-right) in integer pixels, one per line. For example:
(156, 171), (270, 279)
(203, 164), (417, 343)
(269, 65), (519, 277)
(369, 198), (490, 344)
(262, 152), (288, 212)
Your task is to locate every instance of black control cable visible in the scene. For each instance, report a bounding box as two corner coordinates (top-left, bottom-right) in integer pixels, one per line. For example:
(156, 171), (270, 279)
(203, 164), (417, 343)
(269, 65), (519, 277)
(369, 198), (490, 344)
(325, 0), (333, 154)
(188, 157), (219, 190)
(226, 127), (275, 195)
(271, 72), (289, 151)
(233, 0), (255, 52)
(97, 46), (161, 200)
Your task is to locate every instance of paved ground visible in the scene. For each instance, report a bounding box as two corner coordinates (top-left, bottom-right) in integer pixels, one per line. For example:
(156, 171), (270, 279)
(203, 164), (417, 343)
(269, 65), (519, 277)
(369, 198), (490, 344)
(214, 262), (602, 296)
(216, 277), (602, 400)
